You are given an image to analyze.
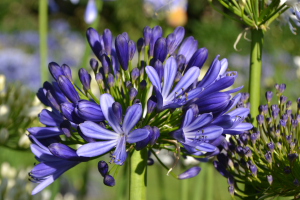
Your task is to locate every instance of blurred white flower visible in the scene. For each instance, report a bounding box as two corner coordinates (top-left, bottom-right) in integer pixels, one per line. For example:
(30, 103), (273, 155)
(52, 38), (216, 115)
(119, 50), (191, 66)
(84, 0), (98, 24)
(18, 133), (31, 149)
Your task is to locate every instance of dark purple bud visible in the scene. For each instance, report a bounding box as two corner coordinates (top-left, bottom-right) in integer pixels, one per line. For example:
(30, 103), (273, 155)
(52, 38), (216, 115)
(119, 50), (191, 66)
(115, 35), (129, 71)
(241, 93), (249, 102)
(128, 40), (136, 60)
(86, 28), (104, 60)
(122, 32), (129, 42)
(61, 64), (72, 82)
(266, 117), (272, 124)
(129, 88), (137, 101)
(178, 36), (198, 64)
(176, 54), (186, 72)
(274, 83), (279, 90)
(60, 120), (71, 138)
(103, 29), (112, 56)
(135, 125), (152, 150)
(265, 91), (272, 102)
(288, 153), (298, 163)
(264, 152), (272, 163)
(125, 81), (133, 89)
(112, 102), (122, 124)
(149, 26), (163, 57)
(297, 97), (300, 104)
(150, 126), (160, 146)
(78, 68), (91, 91)
(245, 102), (250, 109)
(293, 178), (299, 186)
(244, 146), (252, 158)
(57, 75), (80, 104)
(277, 142), (282, 150)
(107, 73), (114, 87)
(250, 133), (257, 144)
(286, 135), (293, 143)
(147, 158), (154, 165)
(166, 33), (175, 54)
(279, 83), (286, 93)
(143, 26), (152, 46)
(280, 95), (287, 105)
(286, 100), (292, 109)
(256, 115), (264, 125)
(49, 62), (64, 80)
(178, 166), (201, 180)
(240, 133), (248, 145)
(228, 186), (234, 196)
(185, 48), (208, 73)
(99, 54), (111, 75)
(95, 72), (103, 84)
(76, 100), (104, 122)
(267, 175), (273, 185)
(249, 164), (257, 176)
(267, 142), (274, 152)
(175, 71), (182, 83)
(272, 110), (278, 119)
(217, 154), (228, 167)
(169, 26), (185, 55)
(236, 146), (244, 156)
(90, 58), (99, 73)
(213, 161), (229, 177)
(131, 68), (139, 82)
(139, 80), (146, 91)
(147, 96), (157, 114)
(103, 175), (115, 187)
(98, 160), (108, 177)
(154, 60), (163, 82)
(133, 99), (141, 104)
(137, 38), (144, 53)
(61, 102), (84, 124)
(78, 126), (95, 143)
(46, 90), (60, 111)
(283, 166), (291, 174)
(153, 37), (168, 63)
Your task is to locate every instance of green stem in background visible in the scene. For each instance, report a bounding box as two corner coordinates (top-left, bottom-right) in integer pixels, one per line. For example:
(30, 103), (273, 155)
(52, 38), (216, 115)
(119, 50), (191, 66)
(129, 149), (147, 200)
(205, 163), (214, 200)
(180, 179), (189, 200)
(39, 0), (48, 84)
(249, 28), (264, 126)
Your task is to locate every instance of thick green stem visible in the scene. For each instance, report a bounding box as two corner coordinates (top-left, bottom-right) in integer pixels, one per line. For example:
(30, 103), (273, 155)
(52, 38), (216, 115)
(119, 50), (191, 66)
(249, 29), (264, 126)
(39, 0), (48, 84)
(129, 149), (147, 200)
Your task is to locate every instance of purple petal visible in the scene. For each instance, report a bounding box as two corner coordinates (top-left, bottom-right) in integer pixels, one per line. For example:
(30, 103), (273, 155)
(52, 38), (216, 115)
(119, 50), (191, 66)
(162, 57), (177, 99)
(38, 109), (63, 127)
(169, 26), (185, 55)
(30, 144), (61, 162)
(48, 62), (64, 80)
(145, 66), (161, 92)
(223, 123), (253, 135)
(153, 86), (163, 111)
(210, 115), (233, 129)
(166, 67), (200, 101)
(219, 58), (228, 75)
(127, 128), (149, 143)
(77, 140), (117, 157)
(84, 0), (97, 24)
(79, 121), (119, 140)
(27, 127), (63, 139)
(224, 86), (244, 94)
(227, 108), (250, 118)
(178, 166), (201, 180)
(184, 113), (213, 132)
(182, 109), (194, 128)
(198, 76), (235, 98)
(197, 55), (221, 88)
(185, 125), (223, 140)
(57, 75), (80, 104)
(123, 104), (143, 135)
(195, 142), (216, 152)
(86, 27), (103, 60)
(48, 143), (87, 161)
(100, 94), (123, 134)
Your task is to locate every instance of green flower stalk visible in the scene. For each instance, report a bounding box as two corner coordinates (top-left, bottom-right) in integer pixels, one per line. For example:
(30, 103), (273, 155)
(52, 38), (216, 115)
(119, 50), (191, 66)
(214, 84), (300, 199)
(0, 75), (42, 150)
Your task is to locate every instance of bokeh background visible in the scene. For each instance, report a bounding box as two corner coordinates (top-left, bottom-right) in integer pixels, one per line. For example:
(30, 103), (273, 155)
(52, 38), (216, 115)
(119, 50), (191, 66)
(0, 0), (299, 199)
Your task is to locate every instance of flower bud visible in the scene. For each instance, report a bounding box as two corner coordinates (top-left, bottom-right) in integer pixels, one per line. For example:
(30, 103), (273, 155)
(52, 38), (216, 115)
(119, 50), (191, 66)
(76, 100), (104, 122)
(112, 102), (122, 124)
(147, 96), (157, 114)
(133, 99), (141, 104)
(267, 175), (273, 185)
(166, 33), (175, 54)
(129, 88), (137, 101)
(267, 142), (274, 152)
(122, 32), (129, 41)
(143, 26), (152, 46)
(78, 68), (91, 91)
(140, 80), (147, 90)
(98, 161), (108, 177)
(149, 26), (163, 57)
(103, 29), (112, 56)
(84, 0), (97, 24)
(175, 71), (182, 83)
(128, 40), (136, 60)
(249, 164), (257, 177)
(293, 178), (299, 186)
(147, 158), (154, 165)
(115, 34), (129, 71)
(286, 135), (293, 144)
(178, 166), (201, 180)
(264, 152), (272, 163)
(60, 120), (71, 138)
(95, 73), (103, 85)
(185, 48), (208, 72)
(228, 186), (234, 196)
(286, 100), (292, 109)
(103, 175), (115, 187)
(280, 95), (287, 105)
(61, 102), (84, 124)
(137, 38), (144, 53)
(176, 54), (186, 72)
(107, 73), (114, 87)
(48, 62), (64, 80)
(154, 60), (163, 82)
(61, 64), (72, 82)
(283, 166), (291, 174)
(244, 146), (252, 158)
(46, 90), (60, 111)
(250, 132), (257, 144)
(57, 75), (80, 104)
(279, 83), (286, 93)
(256, 115), (264, 125)
(178, 36), (198, 64)
(170, 26), (185, 55)
(100, 54), (111, 75)
(90, 58), (99, 73)
(125, 81), (133, 89)
(153, 37), (167, 63)
(265, 91), (272, 102)
(150, 126), (160, 146)
(131, 68), (139, 82)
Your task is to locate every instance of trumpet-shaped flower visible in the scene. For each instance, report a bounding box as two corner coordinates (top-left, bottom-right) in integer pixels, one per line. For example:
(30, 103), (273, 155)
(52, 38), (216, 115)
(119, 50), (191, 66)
(77, 94), (149, 165)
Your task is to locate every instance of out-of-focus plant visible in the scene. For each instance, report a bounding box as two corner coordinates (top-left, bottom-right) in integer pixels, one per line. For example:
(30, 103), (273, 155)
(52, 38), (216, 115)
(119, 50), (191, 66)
(209, 0), (300, 124)
(0, 75), (42, 150)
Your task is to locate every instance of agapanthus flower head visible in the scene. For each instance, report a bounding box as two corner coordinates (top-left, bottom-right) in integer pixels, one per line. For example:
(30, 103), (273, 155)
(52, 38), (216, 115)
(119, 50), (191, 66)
(214, 84), (300, 199)
(27, 25), (247, 195)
